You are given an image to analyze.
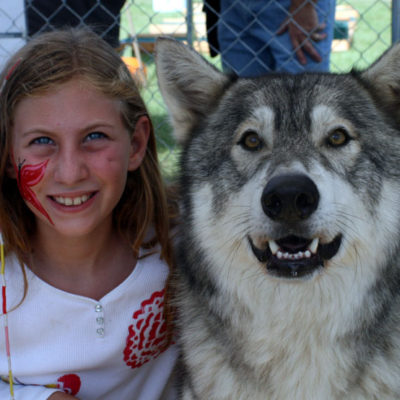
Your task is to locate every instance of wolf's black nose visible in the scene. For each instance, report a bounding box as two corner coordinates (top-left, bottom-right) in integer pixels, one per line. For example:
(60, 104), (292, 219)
(261, 174), (319, 222)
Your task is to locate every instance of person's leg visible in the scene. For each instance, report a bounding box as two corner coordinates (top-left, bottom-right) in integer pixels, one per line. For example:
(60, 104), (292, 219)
(218, 0), (275, 77)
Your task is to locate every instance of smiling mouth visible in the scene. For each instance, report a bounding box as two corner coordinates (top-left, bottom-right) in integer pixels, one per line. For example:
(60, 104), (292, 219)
(249, 234), (342, 278)
(51, 193), (96, 206)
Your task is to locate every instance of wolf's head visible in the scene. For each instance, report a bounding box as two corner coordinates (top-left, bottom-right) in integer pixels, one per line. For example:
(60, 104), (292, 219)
(156, 39), (400, 283)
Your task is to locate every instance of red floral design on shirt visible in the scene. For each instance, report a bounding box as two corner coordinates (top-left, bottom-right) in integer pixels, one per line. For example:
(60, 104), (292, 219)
(56, 374), (81, 395)
(124, 289), (169, 368)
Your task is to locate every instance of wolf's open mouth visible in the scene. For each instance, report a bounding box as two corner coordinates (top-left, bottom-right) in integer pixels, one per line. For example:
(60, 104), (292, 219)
(249, 234), (342, 278)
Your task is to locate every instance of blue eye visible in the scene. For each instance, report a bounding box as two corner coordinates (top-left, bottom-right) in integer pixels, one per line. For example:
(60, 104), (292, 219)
(31, 136), (54, 145)
(85, 131), (107, 141)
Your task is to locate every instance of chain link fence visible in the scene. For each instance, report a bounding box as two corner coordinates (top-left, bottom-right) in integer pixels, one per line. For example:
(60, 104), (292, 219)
(0, 0), (397, 177)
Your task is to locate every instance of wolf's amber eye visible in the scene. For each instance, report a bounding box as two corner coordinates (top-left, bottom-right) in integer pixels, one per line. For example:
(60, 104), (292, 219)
(237, 130), (263, 151)
(327, 128), (350, 147)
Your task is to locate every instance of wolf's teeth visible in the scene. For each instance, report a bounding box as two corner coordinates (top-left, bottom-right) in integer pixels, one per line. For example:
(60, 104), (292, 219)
(269, 240), (279, 255)
(275, 249), (312, 260)
(269, 238), (319, 260)
(309, 238), (319, 254)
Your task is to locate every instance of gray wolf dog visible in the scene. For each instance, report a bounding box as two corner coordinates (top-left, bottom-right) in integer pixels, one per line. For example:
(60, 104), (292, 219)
(156, 38), (400, 399)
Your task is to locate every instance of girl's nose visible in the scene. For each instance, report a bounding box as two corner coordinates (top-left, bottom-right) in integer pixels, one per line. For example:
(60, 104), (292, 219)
(53, 147), (89, 184)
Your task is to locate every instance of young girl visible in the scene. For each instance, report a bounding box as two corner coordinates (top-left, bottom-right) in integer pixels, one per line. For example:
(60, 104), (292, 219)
(0, 28), (177, 400)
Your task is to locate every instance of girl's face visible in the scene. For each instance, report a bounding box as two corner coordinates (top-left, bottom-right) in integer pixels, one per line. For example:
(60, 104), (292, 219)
(9, 78), (149, 239)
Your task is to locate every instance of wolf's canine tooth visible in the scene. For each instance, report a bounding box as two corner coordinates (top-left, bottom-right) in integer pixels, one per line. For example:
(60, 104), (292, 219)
(309, 238), (319, 254)
(268, 240), (279, 255)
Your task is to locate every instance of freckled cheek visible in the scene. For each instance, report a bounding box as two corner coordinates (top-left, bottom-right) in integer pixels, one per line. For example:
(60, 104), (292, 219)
(90, 149), (131, 178)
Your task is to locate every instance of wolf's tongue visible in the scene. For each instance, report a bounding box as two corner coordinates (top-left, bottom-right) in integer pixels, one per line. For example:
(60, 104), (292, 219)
(276, 236), (311, 253)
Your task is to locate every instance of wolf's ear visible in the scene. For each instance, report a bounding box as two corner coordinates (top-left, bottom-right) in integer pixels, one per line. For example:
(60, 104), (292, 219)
(155, 37), (229, 144)
(361, 43), (400, 123)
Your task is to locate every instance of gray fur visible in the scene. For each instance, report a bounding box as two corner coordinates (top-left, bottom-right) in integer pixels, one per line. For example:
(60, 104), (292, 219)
(156, 38), (400, 399)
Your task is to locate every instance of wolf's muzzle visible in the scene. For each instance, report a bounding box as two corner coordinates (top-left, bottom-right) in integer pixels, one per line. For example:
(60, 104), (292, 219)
(261, 174), (319, 222)
(253, 173), (341, 278)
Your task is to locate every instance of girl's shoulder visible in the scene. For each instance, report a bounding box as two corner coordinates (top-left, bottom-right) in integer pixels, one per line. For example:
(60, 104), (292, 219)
(137, 244), (169, 279)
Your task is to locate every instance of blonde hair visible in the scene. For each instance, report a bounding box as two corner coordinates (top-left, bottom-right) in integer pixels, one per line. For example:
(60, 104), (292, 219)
(0, 28), (176, 327)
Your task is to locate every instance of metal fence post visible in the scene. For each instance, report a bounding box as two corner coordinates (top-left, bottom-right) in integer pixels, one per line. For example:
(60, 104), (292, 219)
(186, 0), (193, 46)
(393, 0), (400, 43)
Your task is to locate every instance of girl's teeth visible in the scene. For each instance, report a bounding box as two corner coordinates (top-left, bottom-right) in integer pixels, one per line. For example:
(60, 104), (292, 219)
(73, 195), (88, 205)
(55, 195), (90, 206)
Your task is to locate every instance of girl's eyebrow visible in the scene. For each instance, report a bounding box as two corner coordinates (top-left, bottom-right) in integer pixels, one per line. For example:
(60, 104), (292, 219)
(20, 128), (53, 138)
(82, 122), (116, 131)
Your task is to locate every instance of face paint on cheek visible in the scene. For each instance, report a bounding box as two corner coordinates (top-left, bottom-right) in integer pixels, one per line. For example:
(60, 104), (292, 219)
(13, 158), (54, 225)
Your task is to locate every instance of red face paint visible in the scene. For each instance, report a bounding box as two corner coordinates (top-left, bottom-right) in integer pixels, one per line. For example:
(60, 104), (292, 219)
(13, 158), (54, 225)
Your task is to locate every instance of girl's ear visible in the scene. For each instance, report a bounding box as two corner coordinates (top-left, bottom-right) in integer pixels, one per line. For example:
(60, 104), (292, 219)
(128, 115), (150, 171)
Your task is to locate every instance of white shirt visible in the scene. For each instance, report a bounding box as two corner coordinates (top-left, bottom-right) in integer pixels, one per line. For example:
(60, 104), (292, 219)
(0, 249), (178, 400)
